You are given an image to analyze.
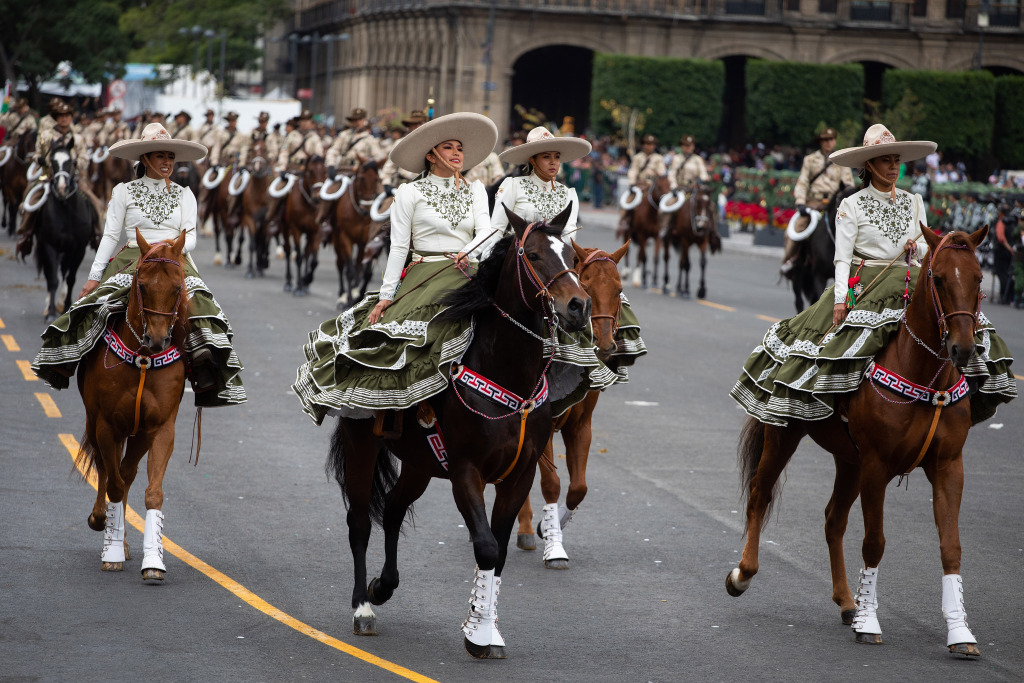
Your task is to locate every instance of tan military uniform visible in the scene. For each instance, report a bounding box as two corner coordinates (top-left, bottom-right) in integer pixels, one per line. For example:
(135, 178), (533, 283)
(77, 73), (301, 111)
(197, 121), (220, 154)
(99, 119), (130, 147)
(627, 151), (667, 186)
(242, 127), (276, 166)
(0, 109), (38, 144)
(275, 130), (325, 173)
(669, 153), (709, 189)
(38, 114), (57, 141)
(82, 119), (105, 150)
(325, 127), (381, 169)
(464, 151), (505, 186)
(380, 156), (418, 188)
(36, 127), (88, 175)
(169, 122), (197, 142)
(794, 149), (854, 208)
(210, 127), (245, 166)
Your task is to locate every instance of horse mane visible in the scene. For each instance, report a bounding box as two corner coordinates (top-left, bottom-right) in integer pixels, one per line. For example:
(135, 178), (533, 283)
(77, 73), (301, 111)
(360, 159), (379, 172)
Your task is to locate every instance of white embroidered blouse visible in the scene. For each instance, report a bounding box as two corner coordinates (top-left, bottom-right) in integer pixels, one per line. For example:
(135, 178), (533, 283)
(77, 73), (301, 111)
(380, 173), (491, 300)
(89, 176), (198, 281)
(489, 173), (579, 239)
(833, 184), (929, 305)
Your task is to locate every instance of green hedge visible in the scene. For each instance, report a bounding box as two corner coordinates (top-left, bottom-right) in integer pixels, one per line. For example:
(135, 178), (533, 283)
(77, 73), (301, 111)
(995, 76), (1024, 168)
(589, 54), (724, 147)
(745, 60), (863, 146)
(882, 69), (996, 160)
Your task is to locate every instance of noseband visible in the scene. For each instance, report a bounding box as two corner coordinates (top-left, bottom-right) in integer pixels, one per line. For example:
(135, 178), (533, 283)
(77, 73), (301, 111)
(578, 250), (621, 335)
(927, 233), (982, 342)
(127, 243), (185, 347)
(515, 221), (578, 312)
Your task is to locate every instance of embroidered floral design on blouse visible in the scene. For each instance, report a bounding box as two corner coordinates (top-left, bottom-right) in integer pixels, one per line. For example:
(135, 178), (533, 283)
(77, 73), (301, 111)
(519, 177), (569, 222)
(414, 177), (473, 229)
(127, 179), (183, 225)
(855, 193), (913, 246)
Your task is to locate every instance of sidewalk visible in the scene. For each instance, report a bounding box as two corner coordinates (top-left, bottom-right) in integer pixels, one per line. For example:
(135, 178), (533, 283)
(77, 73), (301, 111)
(578, 206), (784, 260)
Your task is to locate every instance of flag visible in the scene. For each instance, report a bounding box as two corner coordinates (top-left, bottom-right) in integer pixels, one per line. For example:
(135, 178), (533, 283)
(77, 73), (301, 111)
(0, 81), (10, 114)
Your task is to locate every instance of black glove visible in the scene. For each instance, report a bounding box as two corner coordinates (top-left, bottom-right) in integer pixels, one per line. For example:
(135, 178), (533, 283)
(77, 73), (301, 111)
(797, 204), (808, 216)
(327, 165), (336, 179)
(384, 184), (394, 196)
(279, 171), (287, 182)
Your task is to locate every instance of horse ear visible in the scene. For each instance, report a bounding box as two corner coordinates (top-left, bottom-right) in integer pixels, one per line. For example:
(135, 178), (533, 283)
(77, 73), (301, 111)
(549, 201), (573, 230)
(610, 239), (630, 264)
(919, 222), (940, 253)
(172, 228), (188, 254)
(502, 204), (528, 239)
(570, 239), (588, 264)
(967, 224), (989, 251)
(135, 227), (151, 254)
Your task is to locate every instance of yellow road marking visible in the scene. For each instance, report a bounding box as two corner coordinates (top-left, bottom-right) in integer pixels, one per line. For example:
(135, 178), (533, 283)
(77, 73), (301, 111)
(756, 314), (781, 323)
(57, 434), (439, 683)
(35, 393), (61, 418)
(1016, 374), (1024, 382)
(697, 300), (735, 312)
(2, 334), (19, 351)
(0, 315), (5, 328)
(17, 360), (38, 381)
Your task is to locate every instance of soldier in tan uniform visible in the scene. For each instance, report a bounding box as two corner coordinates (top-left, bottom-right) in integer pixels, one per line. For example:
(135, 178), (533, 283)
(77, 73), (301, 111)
(781, 127), (855, 273)
(209, 112), (245, 167)
(380, 110), (426, 191)
(668, 134), (709, 190)
(37, 98), (64, 141)
(81, 109), (106, 150)
(196, 109), (219, 158)
(0, 98), (38, 146)
(269, 110), (324, 235)
(626, 134), (667, 186)
(268, 122), (285, 161)
(242, 111), (276, 166)
(318, 123), (334, 150)
(99, 108), (129, 147)
(168, 111), (196, 141)
(325, 108), (381, 175)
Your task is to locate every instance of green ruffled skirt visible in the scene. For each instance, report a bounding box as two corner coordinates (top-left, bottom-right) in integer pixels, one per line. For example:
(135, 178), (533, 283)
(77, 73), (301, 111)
(293, 255), (635, 425)
(731, 265), (1015, 426)
(32, 247), (246, 408)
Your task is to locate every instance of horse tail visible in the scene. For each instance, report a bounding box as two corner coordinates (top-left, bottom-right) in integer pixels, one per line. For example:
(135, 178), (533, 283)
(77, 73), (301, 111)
(737, 416), (783, 532)
(72, 427), (105, 481)
(326, 419), (402, 528)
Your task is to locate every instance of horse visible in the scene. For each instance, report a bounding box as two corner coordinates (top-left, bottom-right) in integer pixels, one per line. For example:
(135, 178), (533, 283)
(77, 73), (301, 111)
(617, 176), (671, 289)
(76, 229), (190, 582)
(726, 226), (991, 657)
(172, 162), (200, 203)
(211, 167), (246, 269)
(515, 240), (630, 568)
(1, 130), (35, 235)
(325, 203), (590, 658)
(660, 183), (721, 299)
(238, 142), (272, 278)
(786, 186), (856, 313)
(281, 156), (327, 295)
(35, 143), (96, 322)
(326, 158), (381, 309)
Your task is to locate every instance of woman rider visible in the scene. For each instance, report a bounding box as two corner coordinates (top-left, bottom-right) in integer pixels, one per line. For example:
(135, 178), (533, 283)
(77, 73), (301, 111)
(32, 123), (246, 407)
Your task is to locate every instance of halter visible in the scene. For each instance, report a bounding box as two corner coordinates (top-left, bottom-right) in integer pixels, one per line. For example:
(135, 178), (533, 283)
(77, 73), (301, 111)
(926, 233), (983, 342)
(578, 250), (621, 335)
(515, 221), (578, 311)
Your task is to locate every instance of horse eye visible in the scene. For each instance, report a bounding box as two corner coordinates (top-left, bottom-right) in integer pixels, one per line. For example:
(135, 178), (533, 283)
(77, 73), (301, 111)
(527, 252), (540, 262)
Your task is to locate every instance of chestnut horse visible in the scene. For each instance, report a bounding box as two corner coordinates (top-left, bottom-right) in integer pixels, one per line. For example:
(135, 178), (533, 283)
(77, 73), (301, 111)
(660, 183), (721, 299)
(328, 159), (380, 309)
(281, 157), (327, 295)
(727, 227), (994, 657)
(76, 229), (189, 582)
(617, 176), (671, 289)
(515, 240), (631, 568)
(1, 130), (36, 234)
(325, 204), (590, 658)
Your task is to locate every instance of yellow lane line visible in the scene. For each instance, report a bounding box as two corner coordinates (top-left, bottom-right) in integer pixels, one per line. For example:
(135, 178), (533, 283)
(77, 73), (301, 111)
(35, 393), (61, 418)
(17, 360), (38, 381)
(2, 334), (19, 351)
(1015, 374), (1024, 382)
(0, 315), (5, 328)
(756, 314), (781, 323)
(57, 434), (439, 683)
(697, 300), (735, 312)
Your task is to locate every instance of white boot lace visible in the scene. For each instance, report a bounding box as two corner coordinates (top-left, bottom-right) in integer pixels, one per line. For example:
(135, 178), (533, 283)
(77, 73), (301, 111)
(851, 567), (880, 634)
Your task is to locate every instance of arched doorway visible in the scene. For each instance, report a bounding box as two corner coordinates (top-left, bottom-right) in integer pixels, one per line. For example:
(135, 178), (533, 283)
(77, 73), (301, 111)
(860, 60), (893, 104)
(509, 45), (593, 136)
(718, 55), (749, 150)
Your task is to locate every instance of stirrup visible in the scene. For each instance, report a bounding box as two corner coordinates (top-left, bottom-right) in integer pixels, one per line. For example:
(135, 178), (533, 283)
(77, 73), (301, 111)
(373, 410), (403, 439)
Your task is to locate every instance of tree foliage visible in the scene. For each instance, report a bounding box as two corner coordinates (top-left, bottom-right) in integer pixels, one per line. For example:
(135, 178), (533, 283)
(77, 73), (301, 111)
(882, 69), (996, 160)
(994, 76), (1024, 169)
(745, 60), (864, 147)
(590, 54), (724, 148)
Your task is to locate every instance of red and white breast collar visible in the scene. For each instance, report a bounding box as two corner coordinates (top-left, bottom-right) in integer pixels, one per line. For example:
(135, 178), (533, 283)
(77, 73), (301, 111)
(865, 360), (969, 407)
(103, 326), (182, 369)
(451, 364), (549, 412)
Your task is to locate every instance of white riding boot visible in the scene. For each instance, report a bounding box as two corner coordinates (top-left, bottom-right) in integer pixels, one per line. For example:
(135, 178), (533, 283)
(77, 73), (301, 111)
(141, 509), (166, 572)
(540, 503), (568, 564)
(101, 501), (125, 563)
(851, 567), (882, 639)
(462, 566), (505, 648)
(941, 574), (977, 647)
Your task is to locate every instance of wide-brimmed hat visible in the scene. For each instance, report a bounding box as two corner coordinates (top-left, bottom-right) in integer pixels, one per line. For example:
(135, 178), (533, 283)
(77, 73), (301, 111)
(346, 107), (368, 122)
(224, 111), (239, 122)
(109, 123), (208, 162)
(401, 110), (427, 127)
(680, 134), (696, 146)
(257, 111), (270, 123)
(204, 109), (215, 117)
(388, 112), (499, 174)
(53, 102), (73, 116)
(817, 127), (837, 141)
(829, 123), (936, 168)
(298, 109), (313, 121)
(498, 126), (592, 166)
(174, 110), (191, 121)
(640, 134), (657, 145)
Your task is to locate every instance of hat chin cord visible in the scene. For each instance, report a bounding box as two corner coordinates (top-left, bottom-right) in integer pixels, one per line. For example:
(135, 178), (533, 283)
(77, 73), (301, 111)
(530, 160), (557, 190)
(429, 146), (465, 190)
(141, 154), (173, 190)
(865, 159), (897, 202)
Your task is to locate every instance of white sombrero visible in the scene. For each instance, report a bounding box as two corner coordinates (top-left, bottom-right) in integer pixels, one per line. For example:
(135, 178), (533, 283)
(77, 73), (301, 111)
(829, 123), (936, 168)
(498, 126), (592, 166)
(109, 123), (208, 163)
(388, 112), (499, 174)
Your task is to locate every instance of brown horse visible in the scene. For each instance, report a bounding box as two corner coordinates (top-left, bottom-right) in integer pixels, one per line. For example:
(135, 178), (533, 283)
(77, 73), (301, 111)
(76, 229), (189, 582)
(329, 159), (381, 309)
(727, 226), (991, 657)
(326, 204), (590, 658)
(660, 183), (721, 299)
(210, 167), (247, 269)
(515, 240), (630, 568)
(1, 130), (36, 234)
(281, 156), (327, 295)
(238, 141), (272, 278)
(618, 176), (671, 289)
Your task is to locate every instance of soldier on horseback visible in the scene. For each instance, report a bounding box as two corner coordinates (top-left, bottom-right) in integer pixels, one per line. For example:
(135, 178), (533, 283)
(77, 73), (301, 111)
(0, 97), (37, 145)
(326, 108), (381, 176)
(268, 110), (324, 235)
(618, 133), (666, 235)
(668, 134), (708, 191)
(380, 110), (427, 193)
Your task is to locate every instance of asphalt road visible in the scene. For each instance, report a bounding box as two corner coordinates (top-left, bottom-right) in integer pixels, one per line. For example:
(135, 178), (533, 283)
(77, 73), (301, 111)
(1, 209), (1021, 683)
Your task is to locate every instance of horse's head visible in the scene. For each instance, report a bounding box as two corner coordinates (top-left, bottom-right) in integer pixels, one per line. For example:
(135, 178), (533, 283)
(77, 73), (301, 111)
(362, 223), (390, 265)
(249, 140), (269, 177)
(49, 144), (76, 200)
(691, 184), (715, 232)
(304, 155), (327, 189)
(652, 175), (672, 200)
(131, 228), (188, 353)
(354, 158), (380, 200)
(572, 240), (629, 360)
(503, 203), (590, 331)
(919, 226), (988, 369)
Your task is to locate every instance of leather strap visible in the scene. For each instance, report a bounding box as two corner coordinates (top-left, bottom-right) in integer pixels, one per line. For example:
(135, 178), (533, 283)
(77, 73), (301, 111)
(902, 391), (946, 480)
(131, 358), (149, 437)
(495, 406), (531, 484)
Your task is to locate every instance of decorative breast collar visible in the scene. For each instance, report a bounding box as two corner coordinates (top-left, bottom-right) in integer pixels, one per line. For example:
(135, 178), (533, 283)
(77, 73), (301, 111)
(103, 326), (182, 369)
(865, 360), (969, 407)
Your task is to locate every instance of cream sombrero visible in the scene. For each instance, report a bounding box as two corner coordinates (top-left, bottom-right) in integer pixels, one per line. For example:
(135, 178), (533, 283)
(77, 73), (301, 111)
(498, 126), (592, 166)
(388, 112), (499, 174)
(829, 123), (936, 168)
(109, 123), (208, 163)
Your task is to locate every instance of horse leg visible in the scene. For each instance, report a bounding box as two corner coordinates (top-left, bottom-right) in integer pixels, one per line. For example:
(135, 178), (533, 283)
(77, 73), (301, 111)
(335, 232), (353, 309)
(536, 430), (567, 569)
(925, 453), (980, 657)
(340, 421), (381, 636)
(679, 244), (691, 299)
(366, 466), (432, 607)
(516, 492), (536, 551)
(661, 230), (672, 295)
(697, 246), (708, 300)
(139, 418), (177, 583)
(850, 458), (889, 644)
(233, 226), (244, 266)
(633, 241), (646, 289)
(42, 242), (60, 322)
(824, 456), (861, 624)
(213, 212), (224, 266)
(245, 218), (257, 278)
(92, 419), (128, 571)
(283, 231), (294, 293)
(726, 422), (803, 597)
(306, 237), (320, 287)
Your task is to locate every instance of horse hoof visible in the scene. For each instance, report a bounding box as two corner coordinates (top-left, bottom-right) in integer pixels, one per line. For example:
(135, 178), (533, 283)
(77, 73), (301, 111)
(464, 638), (506, 659)
(293, 288), (307, 298)
(681, 291), (691, 299)
(725, 568), (750, 597)
(275, 246), (285, 260)
(367, 577), (394, 606)
(283, 283), (292, 293)
(855, 632), (883, 645)
(949, 642), (981, 658)
(697, 287), (707, 299)
(353, 615), (377, 636)
(517, 533), (537, 551)
(213, 252), (224, 266)
(101, 561), (124, 572)
(88, 514), (105, 531)
(841, 609), (856, 626)
(224, 261), (235, 270)
(141, 568), (165, 583)
(44, 313), (57, 324)
(544, 558), (569, 570)
(245, 271), (254, 279)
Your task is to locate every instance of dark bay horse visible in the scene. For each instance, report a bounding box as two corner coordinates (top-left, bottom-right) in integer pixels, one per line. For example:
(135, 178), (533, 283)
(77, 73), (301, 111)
(727, 226), (992, 657)
(282, 157), (327, 295)
(516, 240), (630, 568)
(660, 183), (720, 299)
(618, 176), (671, 289)
(1, 131), (35, 234)
(239, 142), (272, 278)
(36, 144), (96, 322)
(326, 204), (590, 658)
(787, 186), (856, 313)
(327, 159), (380, 309)
(76, 229), (189, 582)
(211, 168), (246, 268)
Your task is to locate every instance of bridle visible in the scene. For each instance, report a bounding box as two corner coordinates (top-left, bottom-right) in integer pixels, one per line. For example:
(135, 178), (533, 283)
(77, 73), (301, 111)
(514, 221), (578, 314)
(926, 233), (982, 342)
(348, 161), (378, 217)
(126, 242), (185, 349)
(578, 249), (621, 336)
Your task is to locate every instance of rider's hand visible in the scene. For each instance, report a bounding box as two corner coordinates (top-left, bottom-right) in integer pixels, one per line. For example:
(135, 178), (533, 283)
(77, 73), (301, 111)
(327, 166), (336, 179)
(279, 171), (287, 181)
(78, 279), (100, 299)
(903, 239), (918, 256)
(454, 252), (469, 267)
(832, 303), (848, 326)
(384, 184), (394, 196)
(368, 298), (392, 325)
(797, 204), (808, 216)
